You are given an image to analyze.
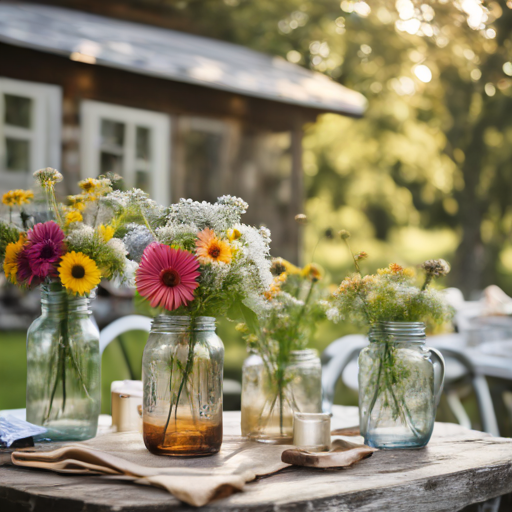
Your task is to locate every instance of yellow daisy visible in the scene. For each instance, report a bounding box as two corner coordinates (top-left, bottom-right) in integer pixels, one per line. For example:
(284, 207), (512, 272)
(227, 228), (242, 242)
(2, 189), (34, 207)
(301, 263), (323, 281)
(58, 251), (101, 296)
(195, 228), (232, 264)
(270, 257), (301, 276)
(65, 210), (83, 226)
(78, 178), (100, 194)
(3, 234), (26, 284)
(68, 194), (87, 211)
(98, 224), (114, 242)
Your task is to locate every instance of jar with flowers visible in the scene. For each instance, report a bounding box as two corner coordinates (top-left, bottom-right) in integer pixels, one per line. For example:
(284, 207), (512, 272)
(325, 230), (452, 449)
(125, 196), (273, 456)
(238, 254), (327, 443)
(0, 169), (136, 441)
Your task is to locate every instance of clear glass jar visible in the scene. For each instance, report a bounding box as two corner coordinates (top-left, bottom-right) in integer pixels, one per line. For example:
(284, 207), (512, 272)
(358, 322), (445, 449)
(142, 315), (224, 456)
(241, 348), (322, 443)
(26, 285), (100, 441)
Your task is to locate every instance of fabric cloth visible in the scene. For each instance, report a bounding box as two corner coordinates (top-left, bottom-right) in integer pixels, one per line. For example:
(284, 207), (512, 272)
(11, 432), (291, 507)
(9, 407), (365, 507)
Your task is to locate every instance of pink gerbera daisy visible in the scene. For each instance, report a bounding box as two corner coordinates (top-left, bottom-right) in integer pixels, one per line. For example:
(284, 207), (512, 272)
(25, 221), (66, 281)
(136, 243), (200, 311)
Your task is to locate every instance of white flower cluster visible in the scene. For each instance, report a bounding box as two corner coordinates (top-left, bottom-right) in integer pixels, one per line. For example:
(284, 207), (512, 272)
(217, 195), (249, 215)
(33, 167), (63, 186)
(134, 196), (274, 317)
(165, 197), (245, 232)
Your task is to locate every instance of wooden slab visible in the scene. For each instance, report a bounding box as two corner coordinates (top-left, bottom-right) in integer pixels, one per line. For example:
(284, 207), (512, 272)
(1, 409), (512, 511)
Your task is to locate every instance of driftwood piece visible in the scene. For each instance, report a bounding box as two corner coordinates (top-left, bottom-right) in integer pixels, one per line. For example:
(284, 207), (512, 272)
(1, 410), (512, 512)
(281, 438), (377, 468)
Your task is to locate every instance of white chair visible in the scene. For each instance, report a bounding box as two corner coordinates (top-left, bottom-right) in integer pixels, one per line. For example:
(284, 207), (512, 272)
(99, 315), (152, 355)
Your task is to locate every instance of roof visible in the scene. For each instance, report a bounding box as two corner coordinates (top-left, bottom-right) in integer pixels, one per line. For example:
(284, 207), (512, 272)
(0, 3), (367, 117)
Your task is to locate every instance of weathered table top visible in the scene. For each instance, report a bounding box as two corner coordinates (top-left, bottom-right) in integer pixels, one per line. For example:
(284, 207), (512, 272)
(1, 407), (512, 512)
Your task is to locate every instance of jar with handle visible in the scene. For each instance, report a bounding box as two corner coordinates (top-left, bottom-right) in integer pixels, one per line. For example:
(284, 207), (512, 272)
(358, 321), (445, 449)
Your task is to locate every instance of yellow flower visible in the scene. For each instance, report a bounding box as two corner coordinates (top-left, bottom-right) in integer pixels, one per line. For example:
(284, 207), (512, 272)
(2, 189), (34, 207)
(264, 276), (283, 300)
(301, 263), (323, 281)
(65, 210), (83, 226)
(227, 228), (242, 242)
(3, 234), (26, 284)
(195, 228), (232, 264)
(271, 257), (301, 276)
(78, 177), (112, 198)
(58, 251), (101, 296)
(78, 178), (100, 194)
(98, 224), (114, 242)
(68, 194), (87, 211)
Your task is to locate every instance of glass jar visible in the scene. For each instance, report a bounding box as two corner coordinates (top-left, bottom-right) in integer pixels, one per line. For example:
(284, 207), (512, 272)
(142, 315), (224, 456)
(358, 322), (445, 449)
(241, 349), (322, 443)
(26, 285), (100, 441)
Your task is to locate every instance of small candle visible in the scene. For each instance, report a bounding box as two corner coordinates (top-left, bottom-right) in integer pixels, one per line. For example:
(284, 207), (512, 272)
(293, 412), (331, 452)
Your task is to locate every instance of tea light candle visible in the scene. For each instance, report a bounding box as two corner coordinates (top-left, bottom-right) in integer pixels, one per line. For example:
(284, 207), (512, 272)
(293, 412), (331, 451)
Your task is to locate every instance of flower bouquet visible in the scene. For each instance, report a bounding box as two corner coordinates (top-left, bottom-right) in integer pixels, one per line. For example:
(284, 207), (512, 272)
(127, 196), (273, 455)
(0, 169), (134, 440)
(325, 231), (452, 449)
(238, 256), (327, 442)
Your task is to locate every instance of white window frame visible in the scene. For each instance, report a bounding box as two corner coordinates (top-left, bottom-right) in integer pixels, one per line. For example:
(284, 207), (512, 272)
(81, 100), (170, 205)
(0, 77), (62, 188)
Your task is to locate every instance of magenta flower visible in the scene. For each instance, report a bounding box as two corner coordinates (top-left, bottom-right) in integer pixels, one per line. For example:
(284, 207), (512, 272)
(136, 243), (200, 311)
(24, 221), (66, 281)
(17, 246), (37, 285)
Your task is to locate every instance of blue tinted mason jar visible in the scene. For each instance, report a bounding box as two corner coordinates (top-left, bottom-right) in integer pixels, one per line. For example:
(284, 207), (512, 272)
(358, 322), (445, 449)
(26, 285), (100, 441)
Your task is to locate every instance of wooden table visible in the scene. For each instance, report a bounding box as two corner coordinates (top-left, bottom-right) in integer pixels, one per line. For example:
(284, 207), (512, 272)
(1, 408), (512, 512)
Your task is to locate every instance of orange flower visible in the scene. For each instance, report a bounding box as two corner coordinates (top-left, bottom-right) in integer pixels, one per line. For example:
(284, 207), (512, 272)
(195, 228), (232, 264)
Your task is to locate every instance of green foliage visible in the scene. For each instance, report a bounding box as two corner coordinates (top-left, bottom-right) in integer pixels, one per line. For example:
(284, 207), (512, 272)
(328, 265), (453, 325)
(150, 0), (512, 296)
(241, 263), (329, 372)
(0, 221), (21, 261)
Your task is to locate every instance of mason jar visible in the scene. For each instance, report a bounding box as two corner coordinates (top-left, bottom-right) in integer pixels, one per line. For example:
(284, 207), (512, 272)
(142, 315), (224, 456)
(26, 285), (100, 441)
(241, 348), (322, 443)
(358, 322), (445, 449)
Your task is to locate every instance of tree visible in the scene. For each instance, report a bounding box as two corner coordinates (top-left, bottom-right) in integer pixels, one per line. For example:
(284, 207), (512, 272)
(51, 0), (512, 294)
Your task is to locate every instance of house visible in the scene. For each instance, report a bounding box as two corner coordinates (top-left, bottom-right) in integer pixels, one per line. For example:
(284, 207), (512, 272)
(0, 2), (366, 263)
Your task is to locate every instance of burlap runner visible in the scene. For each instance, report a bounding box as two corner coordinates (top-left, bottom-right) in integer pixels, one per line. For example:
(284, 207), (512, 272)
(11, 432), (292, 507)
(9, 407), (365, 507)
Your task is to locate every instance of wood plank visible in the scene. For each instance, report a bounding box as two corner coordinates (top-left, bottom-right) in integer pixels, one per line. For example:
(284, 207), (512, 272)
(1, 413), (512, 511)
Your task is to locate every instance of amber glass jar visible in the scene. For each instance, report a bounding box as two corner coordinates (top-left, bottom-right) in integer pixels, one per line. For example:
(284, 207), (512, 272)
(142, 315), (224, 456)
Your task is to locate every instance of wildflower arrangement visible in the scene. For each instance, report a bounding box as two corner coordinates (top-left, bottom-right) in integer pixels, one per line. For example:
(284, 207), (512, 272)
(325, 232), (453, 326)
(0, 169), (142, 425)
(237, 253), (328, 436)
(129, 196), (273, 318)
(124, 196), (273, 438)
(326, 230), (453, 433)
(0, 169), (134, 295)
